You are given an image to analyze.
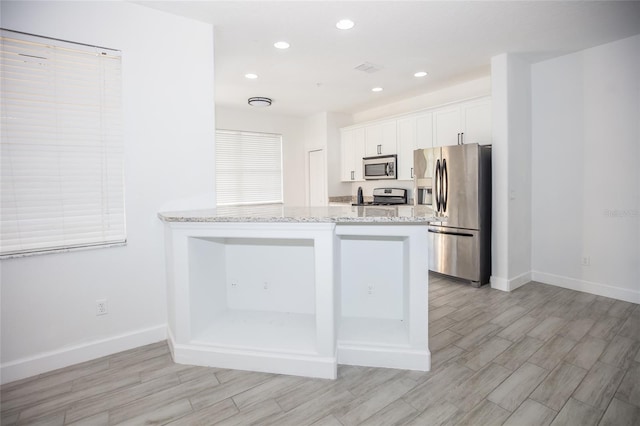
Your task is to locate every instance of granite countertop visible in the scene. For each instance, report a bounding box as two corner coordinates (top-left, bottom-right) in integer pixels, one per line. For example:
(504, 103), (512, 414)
(158, 204), (442, 224)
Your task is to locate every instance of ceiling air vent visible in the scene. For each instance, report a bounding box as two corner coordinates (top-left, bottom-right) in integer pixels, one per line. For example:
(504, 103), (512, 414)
(354, 62), (383, 73)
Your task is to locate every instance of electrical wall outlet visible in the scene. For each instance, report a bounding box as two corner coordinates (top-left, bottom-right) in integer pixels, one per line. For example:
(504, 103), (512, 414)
(581, 256), (591, 266)
(367, 284), (374, 295)
(96, 299), (108, 316)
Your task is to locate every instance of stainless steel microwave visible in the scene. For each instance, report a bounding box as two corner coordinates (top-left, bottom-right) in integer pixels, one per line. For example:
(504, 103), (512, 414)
(363, 154), (397, 180)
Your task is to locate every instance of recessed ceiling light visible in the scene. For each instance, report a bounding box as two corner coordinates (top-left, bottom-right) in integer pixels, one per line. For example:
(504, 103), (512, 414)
(414, 71), (428, 78)
(274, 41), (290, 49)
(372, 87), (383, 92)
(336, 19), (355, 30)
(245, 73), (258, 79)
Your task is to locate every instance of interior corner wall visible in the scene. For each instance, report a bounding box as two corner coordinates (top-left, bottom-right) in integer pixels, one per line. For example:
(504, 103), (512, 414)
(0, 1), (215, 384)
(506, 55), (532, 289)
(490, 54), (510, 291)
(531, 35), (640, 304)
(215, 106), (307, 206)
(490, 53), (533, 292)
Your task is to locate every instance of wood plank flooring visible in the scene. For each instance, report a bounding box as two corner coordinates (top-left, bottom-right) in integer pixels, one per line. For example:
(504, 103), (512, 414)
(2, 274), (639, 425)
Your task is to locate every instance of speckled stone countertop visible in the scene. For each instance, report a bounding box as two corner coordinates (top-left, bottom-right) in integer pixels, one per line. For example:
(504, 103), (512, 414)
(158, 204), (442, 224)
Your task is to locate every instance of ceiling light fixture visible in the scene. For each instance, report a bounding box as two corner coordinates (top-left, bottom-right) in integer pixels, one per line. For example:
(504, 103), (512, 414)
(414, 71), (428, 78)
(336, 19), (355, 30)
(372, 87), (383, 92)
(274, 41), (290, 49)
(248, 97), (272, 107)
(245, 73), (258, 79)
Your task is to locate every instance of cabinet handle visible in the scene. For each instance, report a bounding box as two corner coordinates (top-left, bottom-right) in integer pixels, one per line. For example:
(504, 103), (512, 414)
(351, 170), (354, 180)
(411, 167), (414, 179)
(457, 133), (460, 145)
(460, 132), (464, 145)
(377, 144), (382, 155)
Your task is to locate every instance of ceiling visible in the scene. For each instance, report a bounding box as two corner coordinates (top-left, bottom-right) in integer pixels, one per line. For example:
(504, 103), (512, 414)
(137, 1), (640, 117)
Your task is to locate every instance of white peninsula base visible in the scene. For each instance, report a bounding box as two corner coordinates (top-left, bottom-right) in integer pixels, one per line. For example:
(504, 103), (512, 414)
(161, 205), (434, 379)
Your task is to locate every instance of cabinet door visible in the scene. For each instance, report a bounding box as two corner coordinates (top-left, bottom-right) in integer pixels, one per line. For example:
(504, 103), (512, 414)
(461, 98), (492, 145)
(433, 106), (461, 147)
(341, 128), (364, 181)
(341, 129), (355, 181)
(415, 112), (433, 149)
(365, 121), (397, 156)
(397, 117), (416, 180)
(352, 128), (365, 181)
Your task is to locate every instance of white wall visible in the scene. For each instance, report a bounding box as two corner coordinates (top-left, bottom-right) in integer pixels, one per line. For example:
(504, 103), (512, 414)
(303, 112), (352, 201)
(531, 35), (640, 303)
(490, 53), (533, 292)
(352, 76), (491, 123)
(216, 106), (307, 205)
(0, 1), (215, 383)
(490, 55), (510, 290)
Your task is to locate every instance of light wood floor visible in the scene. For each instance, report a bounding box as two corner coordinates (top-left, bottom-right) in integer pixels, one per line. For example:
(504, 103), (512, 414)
(2, 275), (639, 425)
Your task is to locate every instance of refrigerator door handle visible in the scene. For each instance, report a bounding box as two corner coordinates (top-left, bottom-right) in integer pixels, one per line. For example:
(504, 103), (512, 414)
(442, 158), (448, 213)
(435, 159), (441, 212)
(428, 228), (474, 238)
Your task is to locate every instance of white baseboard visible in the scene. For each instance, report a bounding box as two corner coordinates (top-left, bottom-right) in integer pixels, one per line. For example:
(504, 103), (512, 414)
(532, 271), (640, 304)
(171, 342), (337, 380)
(0, 325), (167, 385)
(338, 344), (431, 372)
(490, 271), (531, 292)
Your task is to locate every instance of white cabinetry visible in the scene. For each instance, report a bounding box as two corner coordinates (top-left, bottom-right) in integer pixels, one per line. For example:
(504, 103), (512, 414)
(162, 217), (431, 379)
(340, 127), (364, 182)
(397, 113), (432, 181)
(433, 98), (492, 147)
(461, 98), (492, 145)
(364, 121), (397, 157)
(415, 112), (434, 150)
(397, 117), (416, 181)
(339, 97), (490, 183)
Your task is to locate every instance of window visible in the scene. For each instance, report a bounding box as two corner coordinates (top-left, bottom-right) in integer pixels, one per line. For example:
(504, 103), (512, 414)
(0, 30), (125, 257)
(215, 129), (283, 205)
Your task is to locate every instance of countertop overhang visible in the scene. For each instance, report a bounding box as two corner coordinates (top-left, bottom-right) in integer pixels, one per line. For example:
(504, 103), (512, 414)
(158, 204), (442, 224)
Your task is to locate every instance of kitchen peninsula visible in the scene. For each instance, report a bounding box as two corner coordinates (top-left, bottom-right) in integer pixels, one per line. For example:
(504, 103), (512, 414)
(159, 204), (438, 379)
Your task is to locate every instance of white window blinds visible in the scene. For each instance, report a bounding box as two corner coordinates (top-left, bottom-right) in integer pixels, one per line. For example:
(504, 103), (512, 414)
(0, 30), (126, 257)
(215, 130), (283, 206)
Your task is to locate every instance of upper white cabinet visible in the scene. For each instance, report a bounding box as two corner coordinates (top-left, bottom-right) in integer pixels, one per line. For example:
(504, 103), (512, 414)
(461, 98), (492, 145)
(396, 112), (434, 180)
(339, 96), (491, 182)
(397, 117), (416, 181)
(433, 107), (462, 147)
(433, 98), (492, 147)
(364, 121), (397, 157)
(340, 127), (365, 182)
(415, 112), (433, 150)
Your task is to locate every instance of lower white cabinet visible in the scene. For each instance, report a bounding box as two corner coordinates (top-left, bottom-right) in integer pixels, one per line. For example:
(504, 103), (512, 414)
(162, 220), (431, 379)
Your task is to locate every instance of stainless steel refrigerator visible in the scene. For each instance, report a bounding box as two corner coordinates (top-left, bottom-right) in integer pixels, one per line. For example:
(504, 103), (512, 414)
(414, 143), (491, 287)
